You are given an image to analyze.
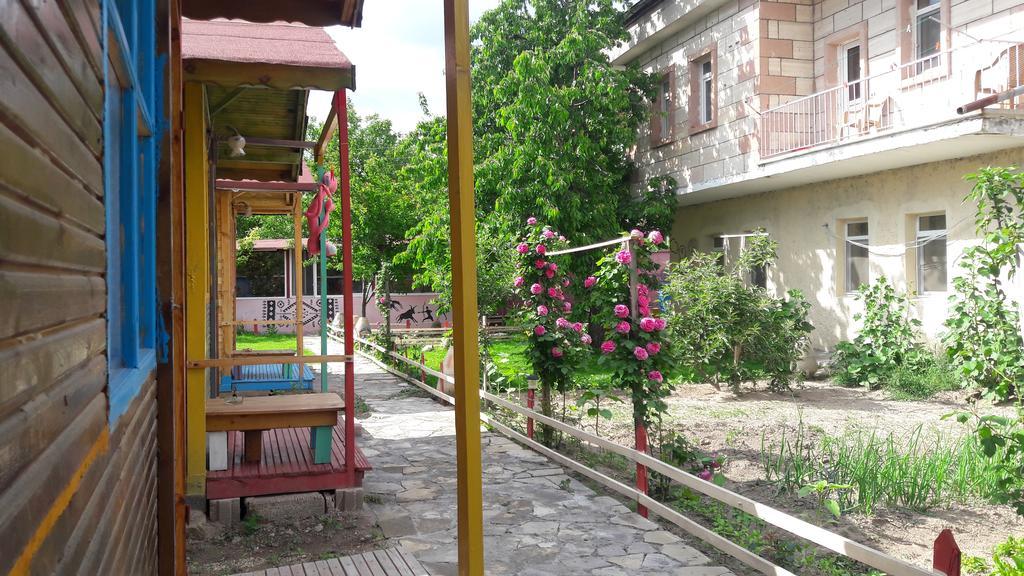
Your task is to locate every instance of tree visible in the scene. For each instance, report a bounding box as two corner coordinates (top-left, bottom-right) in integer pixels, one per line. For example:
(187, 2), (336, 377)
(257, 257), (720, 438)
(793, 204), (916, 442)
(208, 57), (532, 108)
(308, 106), (420, 315)
(397, 0), (668, 314)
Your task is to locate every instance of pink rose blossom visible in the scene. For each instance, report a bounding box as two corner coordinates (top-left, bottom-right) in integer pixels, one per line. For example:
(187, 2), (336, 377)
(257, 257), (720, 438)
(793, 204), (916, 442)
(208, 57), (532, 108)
(548, 262), (558, 272)
(516, 242), (530, 254)
(615, 321), (631, 335)
(562, 278), (570, 287)
(542, 229), (555, 239)
(514, 276), (525, 287)
(639, 317), (657, 332)
(536, 245), (547, 255)
(572, 322), (583, 333)
(600, 340), (616, 354)
(697, 469), (713, 481)
(545, 268), (555, 279)
(563, 301), (572, 313)
(581, 334), (593, 345)
(551, 346), (563, 358)
(615, 250), (632, 265)
(648, 370), (664, 382)
(614, 304), (630, 319)
(639, 304), (651, 317)
(637, 284), (649, 298)
(655, 318), (667, 331)
(555, 317), (570, 329)
(537, 305), (549, 317)
(534, 325), (546, 336)
(638, 295), (650, 308)
(558, 235), (566, 242)
(530, 283), (543, 295)
(535, 260), (546, 269)
(634, 346), (649, 361)
(645, 342), (661, 355)
(648, 230), (664, 245)
(630, 229), (644, 240)
(527, 217), (538, 225)
(548, 287), (558, 298)
(584, 276), (597, 289)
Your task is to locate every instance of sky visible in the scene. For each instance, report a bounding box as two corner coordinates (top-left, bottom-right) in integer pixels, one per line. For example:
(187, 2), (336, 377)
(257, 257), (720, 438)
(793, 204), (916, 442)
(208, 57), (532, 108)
(307, 0), (503, 133)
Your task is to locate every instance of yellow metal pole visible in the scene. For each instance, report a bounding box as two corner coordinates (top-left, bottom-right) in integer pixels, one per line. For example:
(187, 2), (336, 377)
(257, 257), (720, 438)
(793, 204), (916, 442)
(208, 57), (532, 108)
(183, 82), (209, 496)
(443, 0), (484, 573)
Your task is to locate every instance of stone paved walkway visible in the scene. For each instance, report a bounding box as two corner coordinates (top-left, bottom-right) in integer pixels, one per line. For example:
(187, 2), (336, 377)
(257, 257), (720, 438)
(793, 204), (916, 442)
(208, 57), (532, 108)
(309, 337), (735, 576)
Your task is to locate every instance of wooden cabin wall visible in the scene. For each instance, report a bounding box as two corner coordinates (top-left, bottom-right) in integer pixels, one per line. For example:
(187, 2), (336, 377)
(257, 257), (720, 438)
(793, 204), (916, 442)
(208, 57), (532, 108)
(0, 1), (158, 574)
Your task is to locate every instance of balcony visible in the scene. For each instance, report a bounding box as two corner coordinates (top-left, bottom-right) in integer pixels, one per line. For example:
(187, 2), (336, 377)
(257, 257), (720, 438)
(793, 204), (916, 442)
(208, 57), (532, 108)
(760, 41), (1024, 159)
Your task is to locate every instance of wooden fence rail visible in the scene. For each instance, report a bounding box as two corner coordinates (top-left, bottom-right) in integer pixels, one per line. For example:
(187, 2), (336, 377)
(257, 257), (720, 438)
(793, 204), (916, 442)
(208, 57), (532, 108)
(344, 333), (942, 576)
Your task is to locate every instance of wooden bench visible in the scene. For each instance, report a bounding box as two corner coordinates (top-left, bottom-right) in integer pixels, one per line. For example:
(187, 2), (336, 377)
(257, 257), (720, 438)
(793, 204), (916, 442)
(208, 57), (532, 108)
(207, 393), (343, 464)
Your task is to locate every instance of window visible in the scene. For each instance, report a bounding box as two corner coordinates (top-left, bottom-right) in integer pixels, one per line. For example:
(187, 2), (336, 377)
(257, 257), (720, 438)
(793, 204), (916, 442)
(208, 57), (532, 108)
(750, 264), (768, 289)
(711, 236), (726, 269)
(845, 221), (869, 293)
(699, 59), (713, 125)
(915, 0), (942, 62)
(104, 0), (159, 424)
(841, 42), (862, 102)
(916, 214), (947, 292)
(649, 69), (675, 146)
(688, 46), (718, 133)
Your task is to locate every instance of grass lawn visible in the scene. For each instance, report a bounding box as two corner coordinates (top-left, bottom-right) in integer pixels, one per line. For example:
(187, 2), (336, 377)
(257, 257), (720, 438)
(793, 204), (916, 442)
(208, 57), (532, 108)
(235, 332), (314, 356)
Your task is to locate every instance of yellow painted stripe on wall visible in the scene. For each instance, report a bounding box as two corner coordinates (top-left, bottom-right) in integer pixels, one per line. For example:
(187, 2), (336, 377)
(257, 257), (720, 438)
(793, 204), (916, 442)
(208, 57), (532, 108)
(10, 429), (111, 576)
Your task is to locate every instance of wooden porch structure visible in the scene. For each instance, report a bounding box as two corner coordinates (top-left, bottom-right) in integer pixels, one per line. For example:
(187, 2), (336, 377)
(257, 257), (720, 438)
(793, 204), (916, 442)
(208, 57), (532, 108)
(180, 18), (366, 505)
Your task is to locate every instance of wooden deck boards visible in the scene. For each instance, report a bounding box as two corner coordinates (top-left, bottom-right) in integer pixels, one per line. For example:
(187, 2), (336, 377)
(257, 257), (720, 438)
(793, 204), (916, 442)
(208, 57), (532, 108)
(219, 363), (315, 393)
(206, 420), (370, 499)
(232, 546), (429, 576)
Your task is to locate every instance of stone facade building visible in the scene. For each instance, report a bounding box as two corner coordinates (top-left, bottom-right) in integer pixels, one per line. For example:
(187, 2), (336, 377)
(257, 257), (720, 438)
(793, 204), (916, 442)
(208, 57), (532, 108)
(617, 0), (1024, 359)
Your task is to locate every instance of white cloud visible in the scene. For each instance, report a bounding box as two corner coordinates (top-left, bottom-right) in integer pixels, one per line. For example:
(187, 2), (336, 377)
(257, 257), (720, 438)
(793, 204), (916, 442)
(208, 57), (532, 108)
(308, 0), (503, 133)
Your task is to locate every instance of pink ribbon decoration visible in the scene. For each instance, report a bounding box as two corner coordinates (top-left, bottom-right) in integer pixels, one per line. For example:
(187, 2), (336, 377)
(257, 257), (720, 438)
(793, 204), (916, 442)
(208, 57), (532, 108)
(304, 170), (337, 255)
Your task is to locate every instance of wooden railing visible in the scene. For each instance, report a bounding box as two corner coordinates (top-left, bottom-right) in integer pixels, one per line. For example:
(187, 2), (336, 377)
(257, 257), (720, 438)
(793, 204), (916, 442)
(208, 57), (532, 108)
(345, 333), (945, 576)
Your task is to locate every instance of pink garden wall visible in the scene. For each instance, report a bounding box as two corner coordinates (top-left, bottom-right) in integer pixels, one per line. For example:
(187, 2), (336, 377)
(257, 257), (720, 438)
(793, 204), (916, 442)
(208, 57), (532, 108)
(235, 293), (447, 335)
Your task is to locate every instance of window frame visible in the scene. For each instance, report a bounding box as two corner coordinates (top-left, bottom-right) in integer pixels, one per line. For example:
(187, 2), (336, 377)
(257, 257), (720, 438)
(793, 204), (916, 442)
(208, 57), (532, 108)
(688, 44), (718, 134)
(649, 67), (676, 147)
(103, 0), (160, 425)
(840, 41), (863, 103)
(915, 213), (948, 294)
(844, 220), (870, 293)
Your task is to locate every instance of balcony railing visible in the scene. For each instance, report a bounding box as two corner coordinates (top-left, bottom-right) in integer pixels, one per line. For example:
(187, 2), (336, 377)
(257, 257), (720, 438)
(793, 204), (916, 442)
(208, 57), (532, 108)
(759, 41), (1024, 159)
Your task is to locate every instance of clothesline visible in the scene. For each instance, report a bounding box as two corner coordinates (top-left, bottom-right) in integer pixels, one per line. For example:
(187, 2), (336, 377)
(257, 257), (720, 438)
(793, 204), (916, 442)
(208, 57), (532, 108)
(545, 235), (631, 257)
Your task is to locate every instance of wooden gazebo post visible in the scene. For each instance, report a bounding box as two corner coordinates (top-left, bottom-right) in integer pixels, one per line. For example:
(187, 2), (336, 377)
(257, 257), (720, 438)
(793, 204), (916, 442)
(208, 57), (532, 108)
(444, 0), (485, 573)
(334, 90), (357, 484)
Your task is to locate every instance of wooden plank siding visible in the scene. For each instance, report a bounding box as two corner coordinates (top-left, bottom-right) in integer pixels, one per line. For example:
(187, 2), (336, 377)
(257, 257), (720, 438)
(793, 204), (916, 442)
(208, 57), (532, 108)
(0, 1), (158, 575)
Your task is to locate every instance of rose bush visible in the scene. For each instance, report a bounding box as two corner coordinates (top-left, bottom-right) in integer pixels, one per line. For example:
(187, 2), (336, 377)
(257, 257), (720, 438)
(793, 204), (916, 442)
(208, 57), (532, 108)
(512, 217), (590, 445)
(588, 230), (674, 427)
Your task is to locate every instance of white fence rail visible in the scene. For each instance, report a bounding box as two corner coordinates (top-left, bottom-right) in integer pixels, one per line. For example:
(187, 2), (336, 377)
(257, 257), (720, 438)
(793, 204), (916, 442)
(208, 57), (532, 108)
(760, 41), (1023, 158)
(346, 334), (942, 576)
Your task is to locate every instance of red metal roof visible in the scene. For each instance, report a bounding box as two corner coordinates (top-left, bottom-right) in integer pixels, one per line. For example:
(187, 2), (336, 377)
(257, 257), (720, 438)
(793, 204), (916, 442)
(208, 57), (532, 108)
(182, 18), (352, 70)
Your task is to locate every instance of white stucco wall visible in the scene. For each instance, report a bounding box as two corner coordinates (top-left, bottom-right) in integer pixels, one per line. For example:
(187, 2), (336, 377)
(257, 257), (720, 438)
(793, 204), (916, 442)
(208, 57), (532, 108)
(672, 147), (1024, 356)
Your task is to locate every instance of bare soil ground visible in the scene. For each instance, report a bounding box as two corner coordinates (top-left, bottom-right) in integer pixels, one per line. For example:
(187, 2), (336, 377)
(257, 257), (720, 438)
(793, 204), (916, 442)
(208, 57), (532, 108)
(186, 507), (384, 576)
(528, 379), (1023, 569)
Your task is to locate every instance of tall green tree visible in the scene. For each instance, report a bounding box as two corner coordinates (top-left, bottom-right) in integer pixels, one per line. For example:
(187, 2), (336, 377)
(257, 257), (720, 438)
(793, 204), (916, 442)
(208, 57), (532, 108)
(397, 0), (667, 313)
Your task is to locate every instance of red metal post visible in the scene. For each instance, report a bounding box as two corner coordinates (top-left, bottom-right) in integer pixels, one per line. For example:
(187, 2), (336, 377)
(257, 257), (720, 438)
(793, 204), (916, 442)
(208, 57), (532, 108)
(526, 380), (536, 440)
(635, 423), (649, 518)
(336, 90), (356, 480)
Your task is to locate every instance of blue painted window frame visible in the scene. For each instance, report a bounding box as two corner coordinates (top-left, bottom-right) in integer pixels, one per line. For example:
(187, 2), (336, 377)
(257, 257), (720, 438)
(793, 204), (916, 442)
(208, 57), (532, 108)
(103, 0), (161, 425)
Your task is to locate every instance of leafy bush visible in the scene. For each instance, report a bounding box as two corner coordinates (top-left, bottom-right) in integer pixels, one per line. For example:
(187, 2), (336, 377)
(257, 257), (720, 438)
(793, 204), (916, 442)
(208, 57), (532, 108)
(954, 409), (1024, 516)
(944, 167), (1024, 401)
(832, 277), (932, 389)
(887, 355), (961, 400)
(991, 536), (1024, 575)
(662, 233), (813, 393)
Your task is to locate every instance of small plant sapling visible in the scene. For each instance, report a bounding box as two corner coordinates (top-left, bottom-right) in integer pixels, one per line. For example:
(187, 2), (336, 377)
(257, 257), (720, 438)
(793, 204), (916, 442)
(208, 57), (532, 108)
(798, 480), (852, 520)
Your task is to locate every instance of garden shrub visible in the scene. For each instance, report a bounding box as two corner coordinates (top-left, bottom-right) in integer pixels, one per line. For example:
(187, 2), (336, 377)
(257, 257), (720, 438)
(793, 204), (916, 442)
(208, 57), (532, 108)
(588, 229), (674, 427)
(510, 218), (590, 445)
(887, 356), (961, 400)
(944, 167), (1024, 401)
(832, 276), (931, 389)
(662, 232), (812, 393)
